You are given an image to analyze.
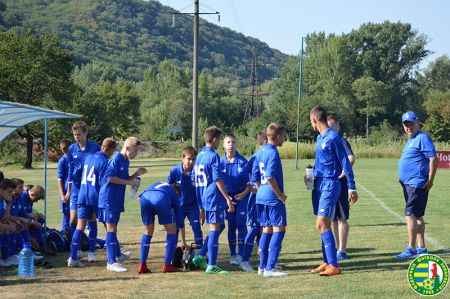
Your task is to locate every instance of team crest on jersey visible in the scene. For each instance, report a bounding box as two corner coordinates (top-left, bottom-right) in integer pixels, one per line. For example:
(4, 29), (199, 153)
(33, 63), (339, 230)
(408, 254), (448, 296)
(321, 142), (327, 150)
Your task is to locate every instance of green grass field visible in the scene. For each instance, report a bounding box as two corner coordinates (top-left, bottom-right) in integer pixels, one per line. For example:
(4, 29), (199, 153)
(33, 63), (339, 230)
(0, 158), (449, 298)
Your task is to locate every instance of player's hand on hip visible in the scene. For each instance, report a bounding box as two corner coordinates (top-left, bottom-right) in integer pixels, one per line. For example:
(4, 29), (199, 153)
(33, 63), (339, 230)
(278, 193), (287, 205)
(348, 190), (358, 204)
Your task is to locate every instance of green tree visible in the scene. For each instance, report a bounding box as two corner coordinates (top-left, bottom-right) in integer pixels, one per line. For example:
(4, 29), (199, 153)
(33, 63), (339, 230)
(0, 29), (74, 168)
(352, 76), (389, 139)
(74, 78), (141, 141)
(422, 89), (450, 141)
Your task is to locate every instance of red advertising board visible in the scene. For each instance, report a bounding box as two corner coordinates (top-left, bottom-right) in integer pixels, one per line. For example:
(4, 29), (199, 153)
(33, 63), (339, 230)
(437, 151), (450, 169)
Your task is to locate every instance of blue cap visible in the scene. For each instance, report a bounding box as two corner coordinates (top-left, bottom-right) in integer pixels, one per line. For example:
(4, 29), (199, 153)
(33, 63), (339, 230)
(402, 111), (418, 123)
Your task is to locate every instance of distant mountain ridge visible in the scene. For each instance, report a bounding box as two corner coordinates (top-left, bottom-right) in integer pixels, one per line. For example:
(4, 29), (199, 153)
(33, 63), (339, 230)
(0, 0), (289, 82)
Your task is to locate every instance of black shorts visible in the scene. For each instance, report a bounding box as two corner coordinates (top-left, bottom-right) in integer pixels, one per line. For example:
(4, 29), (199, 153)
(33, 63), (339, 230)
(334, 178), (349, 221)
(400, 182), (429, 217)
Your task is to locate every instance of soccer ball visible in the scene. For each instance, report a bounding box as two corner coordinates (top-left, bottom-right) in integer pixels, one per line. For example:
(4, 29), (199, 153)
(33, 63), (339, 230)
(422, 278), (434, 290)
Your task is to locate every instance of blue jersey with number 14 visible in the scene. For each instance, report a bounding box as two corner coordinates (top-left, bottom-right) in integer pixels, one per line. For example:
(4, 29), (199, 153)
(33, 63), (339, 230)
(78, 151), (111, 207)
(252, 143), (284, 206)
(193, 146), (226, 211)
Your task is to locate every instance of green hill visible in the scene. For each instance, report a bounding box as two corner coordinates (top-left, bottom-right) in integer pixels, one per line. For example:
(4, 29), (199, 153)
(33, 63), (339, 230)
(0, 0), (289, 82)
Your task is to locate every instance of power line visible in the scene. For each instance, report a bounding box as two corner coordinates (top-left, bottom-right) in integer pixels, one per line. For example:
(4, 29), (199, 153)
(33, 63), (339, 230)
(228, 0), (243, 33)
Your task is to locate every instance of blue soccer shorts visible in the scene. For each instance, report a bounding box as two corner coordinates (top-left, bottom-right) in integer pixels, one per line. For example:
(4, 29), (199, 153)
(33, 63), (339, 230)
(312, 178), (340, 218)
(257, 203), (287, 227)
(206, 210), (225, 224)
(69, 183), (80, 211)
(140, 191), (175, 226)
(98, 208), (121, 225)
(77, 204), (97, 220)
(400, 182), (429, 217)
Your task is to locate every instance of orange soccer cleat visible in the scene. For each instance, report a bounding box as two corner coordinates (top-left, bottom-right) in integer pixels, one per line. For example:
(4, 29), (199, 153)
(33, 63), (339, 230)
(138, 263), (151, 274)
(319, 265), (341, 276)
(162, 263), (181, 273)
(311, 263), (328, 274)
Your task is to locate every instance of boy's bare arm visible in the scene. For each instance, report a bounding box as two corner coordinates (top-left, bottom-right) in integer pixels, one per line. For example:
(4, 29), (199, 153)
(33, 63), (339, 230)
(216, 179), (235, 212)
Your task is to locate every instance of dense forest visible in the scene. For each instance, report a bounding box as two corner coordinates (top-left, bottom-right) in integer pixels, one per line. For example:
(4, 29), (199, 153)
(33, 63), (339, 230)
(0, 0), (288, 82)
(0, 0), (449, 168)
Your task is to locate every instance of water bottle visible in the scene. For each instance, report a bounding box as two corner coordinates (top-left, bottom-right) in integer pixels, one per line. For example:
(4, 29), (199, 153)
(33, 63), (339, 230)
(18, 242), (34, 278)
(305, 165), (314, 190)
(128, 177), (141, 198)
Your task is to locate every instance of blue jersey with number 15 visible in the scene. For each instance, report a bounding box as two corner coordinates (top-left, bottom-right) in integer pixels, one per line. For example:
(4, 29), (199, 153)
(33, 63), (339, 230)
(193, 146), (226, 211)
(252, 143), (284, 206)
(78, 151), (111, 207)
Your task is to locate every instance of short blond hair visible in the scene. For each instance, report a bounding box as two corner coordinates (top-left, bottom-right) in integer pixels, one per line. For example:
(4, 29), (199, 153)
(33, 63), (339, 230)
(124, 137), (141, 147)
(266, 123), (285, 140)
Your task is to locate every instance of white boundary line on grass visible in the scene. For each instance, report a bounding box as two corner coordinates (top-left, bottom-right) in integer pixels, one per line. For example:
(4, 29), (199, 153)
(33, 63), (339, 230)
(357, 182), (447, 251)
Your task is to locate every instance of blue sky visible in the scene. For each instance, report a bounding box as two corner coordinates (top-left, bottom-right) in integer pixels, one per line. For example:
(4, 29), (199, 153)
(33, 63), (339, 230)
(158, 0), (450, 68)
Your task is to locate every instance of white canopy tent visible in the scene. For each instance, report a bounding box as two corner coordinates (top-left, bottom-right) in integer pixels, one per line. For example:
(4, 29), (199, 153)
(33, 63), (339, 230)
(0, 100), (80, 235)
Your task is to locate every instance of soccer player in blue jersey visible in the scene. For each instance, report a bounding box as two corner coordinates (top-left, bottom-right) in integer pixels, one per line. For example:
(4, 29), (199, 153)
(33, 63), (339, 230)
(221, 134), (251, 266)
(240, 130), (267, 272)
(57, 139), (71, 232)
(396, 111), (437, 259)
(68, 138), (117, 268)
(138, 182), (187, 274)
(67, 121), (100, 239)
(252, 123), (288, 277)
(327, 116), (355, 261)
(99, 137), (147, 271)
(0, 179), (18, 267)
(191, 126), (235, 274)
(167, 146), (202, 246)
(309, 107), (358, 276)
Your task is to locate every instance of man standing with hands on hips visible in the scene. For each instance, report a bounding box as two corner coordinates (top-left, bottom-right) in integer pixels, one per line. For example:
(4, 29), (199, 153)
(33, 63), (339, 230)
(396, 111), (437, 259)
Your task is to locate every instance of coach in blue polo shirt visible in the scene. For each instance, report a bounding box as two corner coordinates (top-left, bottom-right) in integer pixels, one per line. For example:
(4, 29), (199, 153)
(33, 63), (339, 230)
(396, 111), (438, 259)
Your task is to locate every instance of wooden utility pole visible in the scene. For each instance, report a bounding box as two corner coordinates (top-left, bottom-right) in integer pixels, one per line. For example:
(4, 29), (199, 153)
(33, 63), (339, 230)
(173, 2), (219, 149)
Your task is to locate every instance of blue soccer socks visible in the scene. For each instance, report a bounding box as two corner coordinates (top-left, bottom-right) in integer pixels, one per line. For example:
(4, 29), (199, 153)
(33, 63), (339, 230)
(242, 227), (259, 262)
(321, 229), (338, 267)
(259, 232), (272, 270)
(164, 233), (177, 264)
(266, 231), (285, 271)
(70, 229), (83, 260)
(106, 232), (117, 264)
(207, 230), (221, 266)
(139, 234), (152, 264)
(87, 221), (97, 253)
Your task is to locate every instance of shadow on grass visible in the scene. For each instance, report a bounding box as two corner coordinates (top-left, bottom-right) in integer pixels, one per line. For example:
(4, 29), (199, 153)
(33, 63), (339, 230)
(352, 222), (405, 227)
(0, 276), (137, 287)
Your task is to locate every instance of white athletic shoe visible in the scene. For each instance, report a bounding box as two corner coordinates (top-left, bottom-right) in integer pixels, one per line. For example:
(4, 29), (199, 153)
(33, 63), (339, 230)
(67, 257), (85, 268)
(6, 255), (18, 266)
(87, 252), (96, 263)
(257, 267), (264, 275)
(239, 261), (254, 272)
(77, 250), (83, 259)
(108, 262), (128, 272)
(229, 255), (239, 265)
(116, 251), (131, 263)
(263, 269), (288, 277)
